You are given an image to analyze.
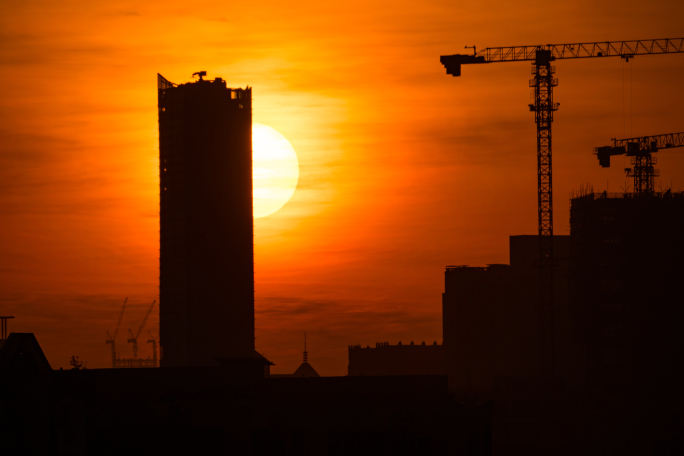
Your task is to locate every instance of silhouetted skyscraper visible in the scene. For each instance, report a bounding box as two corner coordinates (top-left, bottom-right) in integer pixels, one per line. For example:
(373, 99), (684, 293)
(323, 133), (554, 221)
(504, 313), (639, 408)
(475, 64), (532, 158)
(157, 72), (254, 367)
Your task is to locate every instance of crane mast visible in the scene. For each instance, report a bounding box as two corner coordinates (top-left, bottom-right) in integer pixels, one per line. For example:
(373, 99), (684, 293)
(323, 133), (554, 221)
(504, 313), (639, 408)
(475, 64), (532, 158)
(106, 298), (127, 368)
(595, 132), (684, 194)
(127, 300), (156, 360)
(440, 38), (684, 380)
(530, 50), (558, 378)
(147, 331), (159, 368)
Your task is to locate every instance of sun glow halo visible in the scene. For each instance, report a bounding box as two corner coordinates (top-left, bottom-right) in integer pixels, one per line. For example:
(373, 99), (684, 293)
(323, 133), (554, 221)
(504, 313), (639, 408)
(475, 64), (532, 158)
(252, 123), (299, 218)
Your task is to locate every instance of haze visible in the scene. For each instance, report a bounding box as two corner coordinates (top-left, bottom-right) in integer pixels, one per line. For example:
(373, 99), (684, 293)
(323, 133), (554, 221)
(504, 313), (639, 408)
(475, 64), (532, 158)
(1, 0), (683, 374)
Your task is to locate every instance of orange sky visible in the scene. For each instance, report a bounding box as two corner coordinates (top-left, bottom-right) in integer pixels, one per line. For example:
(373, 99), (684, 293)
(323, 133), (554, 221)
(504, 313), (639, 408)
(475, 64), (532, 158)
(1, 0), (683, 374)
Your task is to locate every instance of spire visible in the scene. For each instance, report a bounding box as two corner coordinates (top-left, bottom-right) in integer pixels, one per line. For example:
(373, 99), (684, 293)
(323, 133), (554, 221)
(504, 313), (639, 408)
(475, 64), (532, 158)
(291, 332), (319, 377)
(303, 332), (308, 364)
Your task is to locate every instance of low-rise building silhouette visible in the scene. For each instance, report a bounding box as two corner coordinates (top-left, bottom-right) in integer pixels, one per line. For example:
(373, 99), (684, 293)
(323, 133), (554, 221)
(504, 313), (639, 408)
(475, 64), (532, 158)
(0, 334), (491, 455)
(348, 341), (444, 376)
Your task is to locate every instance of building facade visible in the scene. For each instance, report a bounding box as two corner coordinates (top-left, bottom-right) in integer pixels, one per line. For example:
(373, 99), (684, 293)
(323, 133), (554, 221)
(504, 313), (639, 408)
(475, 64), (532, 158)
(157, 73), (255, 367)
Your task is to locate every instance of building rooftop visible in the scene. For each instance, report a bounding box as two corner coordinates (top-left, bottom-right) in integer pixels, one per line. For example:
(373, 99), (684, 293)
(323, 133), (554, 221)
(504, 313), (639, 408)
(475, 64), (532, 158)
(571, 190), (684, 201)
(292, 361), (320, 378)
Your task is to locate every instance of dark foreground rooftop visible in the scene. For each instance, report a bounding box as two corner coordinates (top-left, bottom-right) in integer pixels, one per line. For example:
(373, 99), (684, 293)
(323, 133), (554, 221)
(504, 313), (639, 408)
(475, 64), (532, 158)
(0, 333), (490, 456)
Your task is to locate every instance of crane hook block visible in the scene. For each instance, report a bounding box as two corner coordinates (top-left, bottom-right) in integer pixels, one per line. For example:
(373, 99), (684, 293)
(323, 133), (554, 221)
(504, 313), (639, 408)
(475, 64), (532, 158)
(440, 54), (487, 77)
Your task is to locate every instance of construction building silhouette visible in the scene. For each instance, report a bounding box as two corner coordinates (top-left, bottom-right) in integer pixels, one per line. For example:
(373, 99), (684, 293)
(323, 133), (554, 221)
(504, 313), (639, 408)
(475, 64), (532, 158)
(569, 191), (684, 396)
(157, 72), (257, 367)
(441, 235), (571, 401)
(436, 194), (684, 453)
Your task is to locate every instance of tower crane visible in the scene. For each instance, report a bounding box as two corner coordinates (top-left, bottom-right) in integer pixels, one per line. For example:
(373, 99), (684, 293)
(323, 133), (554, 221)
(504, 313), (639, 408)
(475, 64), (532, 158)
(105, 298), (127, 368)
(127, 300), (156, 359)
(147, 331), (159, 367)
(595, 132), (684, 194)
(440, 38), (684, 379)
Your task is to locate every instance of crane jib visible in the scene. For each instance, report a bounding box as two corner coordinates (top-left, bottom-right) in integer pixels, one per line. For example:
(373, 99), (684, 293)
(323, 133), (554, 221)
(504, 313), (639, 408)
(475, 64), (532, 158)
(595, 132), (684, 164)
(440, 38), (684, 77)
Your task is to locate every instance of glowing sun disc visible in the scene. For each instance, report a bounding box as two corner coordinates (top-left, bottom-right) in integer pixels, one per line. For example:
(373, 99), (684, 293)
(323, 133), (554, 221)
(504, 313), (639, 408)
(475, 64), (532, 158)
(253, 123), (299, 218)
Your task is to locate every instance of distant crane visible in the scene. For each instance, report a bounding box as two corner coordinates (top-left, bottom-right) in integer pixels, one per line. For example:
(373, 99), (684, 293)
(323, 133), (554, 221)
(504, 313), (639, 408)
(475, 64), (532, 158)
(440, 38), (684, 379)
(105, 298), (127, 368)
(127, 300), (156, 359)
(595, 132), (684, 194)
(147, 331), (159, 368)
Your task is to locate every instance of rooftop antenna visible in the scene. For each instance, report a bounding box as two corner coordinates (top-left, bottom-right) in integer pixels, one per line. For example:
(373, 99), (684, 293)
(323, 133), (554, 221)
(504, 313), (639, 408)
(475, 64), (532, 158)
(303, 332), (308, 364)
(192, 71), (207, 81)
(0, 316), (15, 339)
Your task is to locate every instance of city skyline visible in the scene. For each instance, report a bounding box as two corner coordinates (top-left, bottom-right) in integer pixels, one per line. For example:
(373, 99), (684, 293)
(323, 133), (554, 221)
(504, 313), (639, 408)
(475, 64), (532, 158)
(1, 0), (684, 374)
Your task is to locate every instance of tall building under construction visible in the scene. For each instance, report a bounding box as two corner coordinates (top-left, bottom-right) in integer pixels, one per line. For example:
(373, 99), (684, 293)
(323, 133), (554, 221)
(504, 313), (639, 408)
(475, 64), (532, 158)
(568, 191), (684, 396)
(157, 72), (255, 367)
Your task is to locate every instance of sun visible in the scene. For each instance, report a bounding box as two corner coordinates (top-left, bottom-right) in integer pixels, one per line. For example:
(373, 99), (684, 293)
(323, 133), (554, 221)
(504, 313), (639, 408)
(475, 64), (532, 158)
(252, 123), (299, 218)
